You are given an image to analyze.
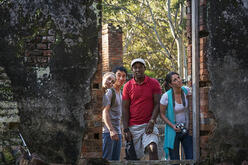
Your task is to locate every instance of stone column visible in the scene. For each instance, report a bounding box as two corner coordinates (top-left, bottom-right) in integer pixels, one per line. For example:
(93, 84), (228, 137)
(102, 23), (123, 73)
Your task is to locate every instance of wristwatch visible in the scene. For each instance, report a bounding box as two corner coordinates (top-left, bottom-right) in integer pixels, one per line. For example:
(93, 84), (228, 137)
(123, 128), (130, 133)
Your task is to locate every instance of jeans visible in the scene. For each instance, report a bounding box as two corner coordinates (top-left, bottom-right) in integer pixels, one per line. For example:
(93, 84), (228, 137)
(169, 132), (193, 161)
(102, 133), (122, 160)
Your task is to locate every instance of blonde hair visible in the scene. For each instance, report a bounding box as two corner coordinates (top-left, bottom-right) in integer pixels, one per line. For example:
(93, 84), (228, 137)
(102, 72), (116, 90)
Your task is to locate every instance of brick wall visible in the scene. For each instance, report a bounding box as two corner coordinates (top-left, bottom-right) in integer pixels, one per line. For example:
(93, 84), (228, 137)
(102, 23), (123, 73)
(80, 31), (103, 158)
(24, 30), (55, 68)
(186, 0), (215, 159)
(81, 59), (103, 158)
(81, 24), (123, 159)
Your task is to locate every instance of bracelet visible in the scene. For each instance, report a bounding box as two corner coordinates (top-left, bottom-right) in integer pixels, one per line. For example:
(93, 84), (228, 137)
(123, 128), (130, 133)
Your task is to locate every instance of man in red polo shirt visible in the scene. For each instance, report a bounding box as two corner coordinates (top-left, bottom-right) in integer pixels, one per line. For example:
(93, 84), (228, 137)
(122, 58), (161, 160)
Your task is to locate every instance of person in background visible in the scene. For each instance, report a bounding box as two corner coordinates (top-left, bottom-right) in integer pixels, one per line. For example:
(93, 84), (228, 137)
(122, 58), (161, 160)
(160, 72), (193, 161)
(102, 72), (116, 92)
(102, 67), (127, 160)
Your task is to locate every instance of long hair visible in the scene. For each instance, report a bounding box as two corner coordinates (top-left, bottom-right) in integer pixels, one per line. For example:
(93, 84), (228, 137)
(164, 72), (186, 107)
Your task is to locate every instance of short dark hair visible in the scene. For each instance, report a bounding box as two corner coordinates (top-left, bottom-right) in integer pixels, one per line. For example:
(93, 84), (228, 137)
(113, 66), (127, 75)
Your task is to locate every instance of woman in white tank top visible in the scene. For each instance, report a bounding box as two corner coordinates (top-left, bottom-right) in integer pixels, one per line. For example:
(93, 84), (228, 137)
(160, 72), (193, 161)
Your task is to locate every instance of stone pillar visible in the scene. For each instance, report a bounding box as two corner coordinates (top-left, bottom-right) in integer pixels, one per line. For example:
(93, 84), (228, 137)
(0, 1), (101, 164)
(102, 23), (123, 73)
(206, 1), (248, 164)
(186, 0), (214, 160)
(81, 31), (103, 159)
(81, 24), (124, 160)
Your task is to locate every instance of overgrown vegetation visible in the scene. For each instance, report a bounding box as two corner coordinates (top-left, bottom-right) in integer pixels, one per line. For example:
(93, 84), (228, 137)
(103, 0), (188, 79)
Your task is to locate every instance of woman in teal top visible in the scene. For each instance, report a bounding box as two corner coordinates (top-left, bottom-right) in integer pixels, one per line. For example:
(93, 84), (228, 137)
(160, 72), (193, 161)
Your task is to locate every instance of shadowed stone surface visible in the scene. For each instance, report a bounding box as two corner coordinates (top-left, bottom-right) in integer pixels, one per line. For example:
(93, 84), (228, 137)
(0, 0), (101, 164)
(207, 1), (248, 164)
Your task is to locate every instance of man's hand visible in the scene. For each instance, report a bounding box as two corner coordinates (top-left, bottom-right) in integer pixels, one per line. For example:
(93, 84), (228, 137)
(124, 130), (132, 142)
(110, 130), (119, 141)
(145, 120), (155, 134)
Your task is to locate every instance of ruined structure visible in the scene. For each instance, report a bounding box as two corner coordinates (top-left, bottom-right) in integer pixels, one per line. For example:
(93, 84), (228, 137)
(186, 0), (248, 164)
(81, 23), (123, 159)
(0, 0), (100, 164)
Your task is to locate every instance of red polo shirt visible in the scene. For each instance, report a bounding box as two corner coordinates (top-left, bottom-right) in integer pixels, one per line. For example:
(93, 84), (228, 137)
(122, 76), (162, 126)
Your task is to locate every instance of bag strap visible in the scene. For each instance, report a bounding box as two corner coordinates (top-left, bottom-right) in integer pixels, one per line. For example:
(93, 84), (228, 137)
(110, 88), (116, 108)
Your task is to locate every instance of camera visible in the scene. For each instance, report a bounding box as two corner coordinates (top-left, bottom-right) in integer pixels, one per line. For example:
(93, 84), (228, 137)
(176, 123), (187, 134)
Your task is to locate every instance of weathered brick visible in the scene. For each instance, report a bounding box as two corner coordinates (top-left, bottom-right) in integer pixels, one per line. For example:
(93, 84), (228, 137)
(37, 43), (47, 49)
(81, 24), (124, 158)
(29, 50), (43, 56)
(43, 50), (52, 56)
(101, 23), (123, 73)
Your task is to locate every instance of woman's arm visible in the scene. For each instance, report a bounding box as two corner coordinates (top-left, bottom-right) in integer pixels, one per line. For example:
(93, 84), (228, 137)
(160, 104), (180, 132)
(102, 105), (118, 140)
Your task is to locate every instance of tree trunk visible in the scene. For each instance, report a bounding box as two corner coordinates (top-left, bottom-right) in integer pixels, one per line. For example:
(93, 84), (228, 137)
(176, 37), (184, 77)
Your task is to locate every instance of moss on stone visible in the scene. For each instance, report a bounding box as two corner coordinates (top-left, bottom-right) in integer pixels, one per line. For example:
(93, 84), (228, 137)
(2, 148), (15, 165)
(0, 1), (100, 163)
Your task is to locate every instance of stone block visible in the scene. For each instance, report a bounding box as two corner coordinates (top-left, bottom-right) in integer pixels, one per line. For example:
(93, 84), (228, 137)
(0, 108), (18, 116)
(0, 73), (8, 80)
(0, 80), (11, 86)
(0, 115), (20, 123)
(0, 101), (17, 109)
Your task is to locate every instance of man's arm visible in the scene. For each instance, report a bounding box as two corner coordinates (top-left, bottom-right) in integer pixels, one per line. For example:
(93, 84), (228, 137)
(122, 99), (132, 141)
(146, 93), (161, 134)
(102, 105), (119, 140)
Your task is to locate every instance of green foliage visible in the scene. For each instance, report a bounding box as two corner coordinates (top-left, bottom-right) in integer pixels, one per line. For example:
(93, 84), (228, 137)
(144, 70), (156, 78)
(103, 0), (187, 79)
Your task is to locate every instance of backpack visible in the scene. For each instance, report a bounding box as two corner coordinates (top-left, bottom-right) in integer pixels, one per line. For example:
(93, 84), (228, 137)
(110, 88), (116, 108)
(124, 139), (138, 160)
